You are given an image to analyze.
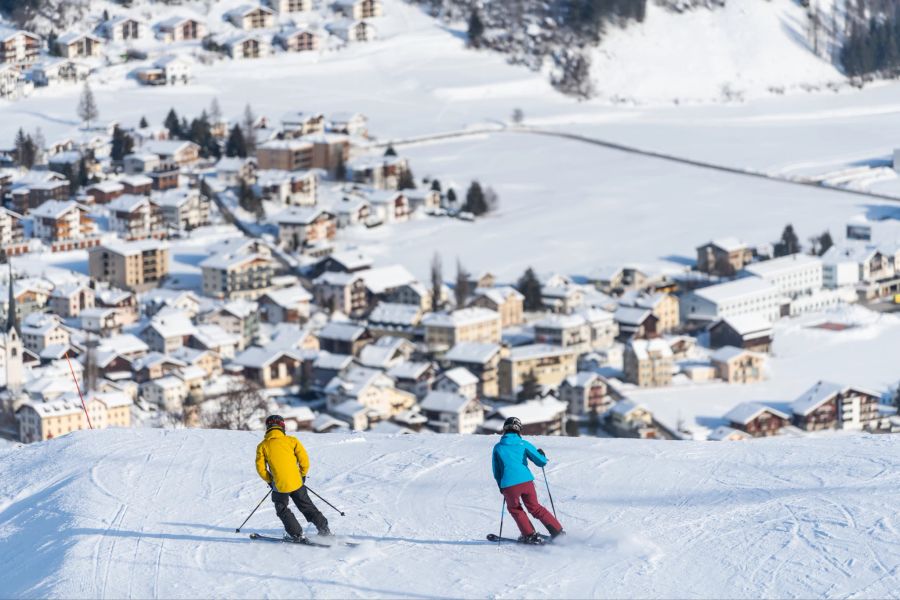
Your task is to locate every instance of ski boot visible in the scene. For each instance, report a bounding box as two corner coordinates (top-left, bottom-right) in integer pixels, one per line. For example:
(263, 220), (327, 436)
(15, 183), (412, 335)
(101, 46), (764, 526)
(548, 525), (566, 540)
(518, 532), (545, 545)
(284, 532), (307, 543)
(317, 526), (334, 537)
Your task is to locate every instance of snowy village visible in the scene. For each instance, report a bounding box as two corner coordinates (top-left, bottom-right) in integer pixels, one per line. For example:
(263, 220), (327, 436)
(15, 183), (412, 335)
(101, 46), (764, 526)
(0, 0), (899, 598)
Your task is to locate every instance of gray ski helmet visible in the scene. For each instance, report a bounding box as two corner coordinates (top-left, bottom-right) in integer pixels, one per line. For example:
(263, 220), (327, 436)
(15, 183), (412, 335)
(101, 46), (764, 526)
(502, 416), (522, 434)
(265, 414), (285, 431)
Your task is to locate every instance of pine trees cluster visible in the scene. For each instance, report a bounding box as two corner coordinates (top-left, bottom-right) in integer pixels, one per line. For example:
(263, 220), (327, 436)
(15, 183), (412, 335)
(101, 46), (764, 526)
(462, 181), (498, 216)
(840, 17), (900, 78)
(162, 101), (226, 159)
(12, 128), (39, 169)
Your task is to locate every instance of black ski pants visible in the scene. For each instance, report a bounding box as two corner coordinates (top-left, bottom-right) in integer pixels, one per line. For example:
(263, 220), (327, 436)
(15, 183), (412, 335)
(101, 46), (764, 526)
(272, 486), (328, 537)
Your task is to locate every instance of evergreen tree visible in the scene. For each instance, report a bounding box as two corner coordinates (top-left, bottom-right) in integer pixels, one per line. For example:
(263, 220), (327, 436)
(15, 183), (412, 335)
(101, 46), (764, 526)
(225, 124), (247, 158)
(164, 108), (182, 139)
(384, 144), (397, 157)
(139, 115), (148, 128)
(13, 128), (36, 169)
(511, 108), (524, 124)
(446, 188), (457, 206)
(430, 252), (443, 311)
(517, 267), (543, 311)
(818, 230), (834, 256)
(77, 82), (99, 129)
(398, 167), (416, 190)
(454, 259), (470, 308)
(467, 9), (485, 48)
(775, 224), (801, 257)
(484, 186), (499, 212)
(31, 127), (44, 166)
(47, 30), (59, 56)
(242, 104), (257, 154)
(430, 179), (441, 193)
(518, 370), (540, 401)
(110, 125), (134, 163)
(189, 111), (219, 159)
(464, 180), (488, 215)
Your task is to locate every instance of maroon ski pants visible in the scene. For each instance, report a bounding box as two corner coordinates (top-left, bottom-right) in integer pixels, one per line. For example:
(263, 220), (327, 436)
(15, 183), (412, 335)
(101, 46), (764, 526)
(501, 480), (562, 536)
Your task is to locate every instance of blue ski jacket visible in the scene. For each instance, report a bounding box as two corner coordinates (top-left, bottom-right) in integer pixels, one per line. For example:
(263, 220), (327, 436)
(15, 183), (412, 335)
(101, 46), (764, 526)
(491, 433), (548, 489)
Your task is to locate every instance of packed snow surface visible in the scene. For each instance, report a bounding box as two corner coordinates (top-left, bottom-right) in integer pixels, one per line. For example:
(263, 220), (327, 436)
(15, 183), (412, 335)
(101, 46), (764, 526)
(0, 428), (898, 598)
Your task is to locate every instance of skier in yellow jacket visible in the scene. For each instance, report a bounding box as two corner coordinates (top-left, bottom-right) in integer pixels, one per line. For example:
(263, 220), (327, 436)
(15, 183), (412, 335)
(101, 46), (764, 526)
(255, 415), (331, 540)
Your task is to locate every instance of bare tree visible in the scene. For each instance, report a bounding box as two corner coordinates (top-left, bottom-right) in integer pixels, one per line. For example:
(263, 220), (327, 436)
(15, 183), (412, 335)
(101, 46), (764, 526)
(205, 379), (269, 430)
(77, 82), (99, 129)
(242, 104), (257, 155)
(430, 252), (443, 311)
(454, 259), (470, 308)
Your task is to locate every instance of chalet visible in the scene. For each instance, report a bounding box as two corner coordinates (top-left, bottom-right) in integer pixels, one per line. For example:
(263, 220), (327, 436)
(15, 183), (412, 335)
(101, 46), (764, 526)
(311, 351), (353, 390)
(608, 400), (658, 439)
(225, 5), (276, 30)
(335, 196), (370, 227)
(140, 140), (200, 166)
(314, 250), (373, 276)
(325, 366), (416, 419)
(55, 32), (103, 59)
(359, 190), (409, 223)
(149, 160), (180, 192)
(423, 308), (501, 351)
(106, 194), (163, 239)
(533, 313), (592, 353)
(153, 188), (209, 230)
(97, 333), (148, 361)
(265, 0), (312, 13)
(481, 396), (568, 436)
(222, 33), (270, 59)
(613, 306), (659, 340)
(137, 55), (191, 86)
(11, 179), (70, 212)
(143, 288), (201, 318)
(20, 313), (69, 355)
(202, 300), (259, 350)
(100, 16), (143, 41)
(434, 367), (479, 400)
(623, 338), (673, 388)
(254, 169), (318, 205)
(590, 265), (651, 295)
(233, 346), (304, 388)
(347, 153), (407, 189)
(95, 288), (139, 325)
(498, 344), (578, 400)
(724, 403), (790, 438)
(48, 282), (94, 318)
(31, 201), (96, 243)
(469, 286), (524, 327)
(710, 346), (766, 384)
(281, 111), (325, 137)
(317, 321), (370, 356)
(85, 180), (124, 204)
(132, 352), (187, 383)
(313, 271), (367, 316)
(443, 341), (501, 398)
(0, 29), (40, 65)
(386, 361), (435, 400)
(30, 59), (91, 86)
(141, 313), (196, 354)
(579, 308), (618, 350)
(386, 280), (431, 310)
(200, 250), (277, 300)
(420, 391), (484, 434)
(366, 302), (422, 339)
(333, 0), (383, 19)
(541, 279), (584, 314)
(123, 153), (160, 174)
(0, 64), (28, 100)
(0, 207), (25, 249)
(79, 307), (120, 335)
(190, 324), (240, 360)
(327, 112), (368, 137)
(276, 207), (337, 251)
(258, 286), (312, 323)
(618, 292), (679, 333)
(558, 372), (617, 417)
(156, 17), (207, 42)
(696, 238), (752, 277)
(404, 188), (440, 213)
(790, 381), (881, 432)
(708, 315), (773, 353)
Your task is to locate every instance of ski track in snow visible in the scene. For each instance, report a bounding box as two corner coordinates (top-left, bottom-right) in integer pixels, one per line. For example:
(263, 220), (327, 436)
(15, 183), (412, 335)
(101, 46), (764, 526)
(0, 429), (898, 598)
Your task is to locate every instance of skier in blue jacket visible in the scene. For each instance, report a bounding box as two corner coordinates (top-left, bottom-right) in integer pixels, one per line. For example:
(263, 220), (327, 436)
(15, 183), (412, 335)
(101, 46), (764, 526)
(492, 417), (564, 544)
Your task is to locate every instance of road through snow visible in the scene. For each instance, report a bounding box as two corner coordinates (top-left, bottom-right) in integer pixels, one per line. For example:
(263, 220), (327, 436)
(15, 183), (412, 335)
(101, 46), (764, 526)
(0, 429), (898, 598)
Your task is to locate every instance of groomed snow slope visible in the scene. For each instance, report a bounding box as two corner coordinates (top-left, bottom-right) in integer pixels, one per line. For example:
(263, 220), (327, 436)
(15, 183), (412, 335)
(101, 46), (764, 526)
(1, 429), (898, 598)
(589, 0), (843, 104)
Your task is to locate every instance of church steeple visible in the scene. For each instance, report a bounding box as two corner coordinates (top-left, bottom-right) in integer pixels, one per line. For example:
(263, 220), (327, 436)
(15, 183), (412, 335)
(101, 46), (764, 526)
(5, 262), (18, 336)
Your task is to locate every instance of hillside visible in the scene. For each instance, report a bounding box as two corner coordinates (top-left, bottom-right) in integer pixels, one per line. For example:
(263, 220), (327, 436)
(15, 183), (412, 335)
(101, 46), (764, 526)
(0, 428), (898, 598)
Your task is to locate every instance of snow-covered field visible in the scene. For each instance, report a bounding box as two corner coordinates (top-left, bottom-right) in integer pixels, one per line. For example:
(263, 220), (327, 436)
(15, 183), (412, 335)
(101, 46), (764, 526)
(0, 428), (898, 598)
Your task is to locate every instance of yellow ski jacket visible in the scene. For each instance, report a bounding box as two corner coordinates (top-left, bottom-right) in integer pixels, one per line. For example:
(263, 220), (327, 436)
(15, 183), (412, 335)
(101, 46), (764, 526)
(255, 428), (310, 493)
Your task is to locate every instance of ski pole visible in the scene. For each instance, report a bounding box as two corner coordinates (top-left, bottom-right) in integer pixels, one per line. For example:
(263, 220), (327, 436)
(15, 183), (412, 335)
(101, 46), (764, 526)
(305, 486), (346, 516)
(542, 466), (557, 519)
(498, 498), (506, 547)
(236, 489), (271, 533)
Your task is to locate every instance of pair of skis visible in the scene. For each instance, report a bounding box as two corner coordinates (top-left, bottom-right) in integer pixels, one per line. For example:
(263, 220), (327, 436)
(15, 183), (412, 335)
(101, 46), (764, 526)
(249, 532), (359, 548)
(486, 533), (552, 545)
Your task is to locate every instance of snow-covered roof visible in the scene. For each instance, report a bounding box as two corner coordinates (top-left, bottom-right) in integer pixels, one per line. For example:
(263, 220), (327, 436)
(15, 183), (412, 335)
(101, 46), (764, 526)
(387, 361), (431, 381)
(57, 31), (102, 45)
(534, 313), (586, 330)
(507, 344), (573, 362)
(140, 139), (197, 157)
(716, 314), (772, 338)
(474, 286), (523, 305)
(225, 4), (275, 18)
(744, 254), (821, 278)
(421, 391), (472, 414)
(31, 200), (83, 219)
(724, 402), (789, 426)
(702, 237), (747, 253)
(233, 346), (300, 369)
(199, 252), (271, 271)
(359, 265), (417, 295)
(192, 324), (240, 349)
(627, 338), (673, 360)
(439, 367), (478, 388)
(106, 194), (153, 213)
(146, 313), (195, 338)
(313, 351), (353, 371)
(327, 250), (373, 271)
(610, 399), (647, 417)
(790, 381), (880, 417)
(494, 396), (567, 425)
(710, 345), (756, 364)
(88, 180), (124, 194)
(220, 299), (258, 319)
(100, 238), (166, 258)
(694, 277), (778, 304)
(261, 286), (312, 307)
(563, 371), (601, 389)
(367, 302), (421, 327)
(275, 207), (332, 225)
(156, 16), (198, 29)
(614, 306), (652, 326)
(422, 307), (499, 328)
(358, 337), (407, 369)
(332, 399), (366, 418)
(318, 321), (366, 342)
(707, 426), (749, 441)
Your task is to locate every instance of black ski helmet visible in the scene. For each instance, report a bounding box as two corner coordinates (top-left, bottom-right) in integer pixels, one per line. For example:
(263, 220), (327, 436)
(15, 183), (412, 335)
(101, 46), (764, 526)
(502, 416), (522, 434)
(265, 414), (285, 431)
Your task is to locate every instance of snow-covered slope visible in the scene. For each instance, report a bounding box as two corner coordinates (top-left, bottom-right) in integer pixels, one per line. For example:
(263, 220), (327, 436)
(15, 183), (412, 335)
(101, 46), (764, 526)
(589, 0), (843, 104)
(1, 428), (898, 598)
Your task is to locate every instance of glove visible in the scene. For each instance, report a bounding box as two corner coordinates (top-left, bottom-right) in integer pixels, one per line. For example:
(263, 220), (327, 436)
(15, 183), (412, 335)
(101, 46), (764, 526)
(537, 448), (546, 457)
(268, 481), (276, 491)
